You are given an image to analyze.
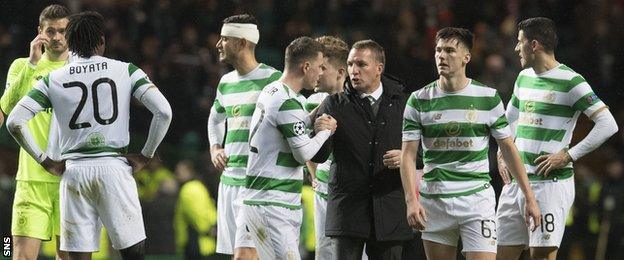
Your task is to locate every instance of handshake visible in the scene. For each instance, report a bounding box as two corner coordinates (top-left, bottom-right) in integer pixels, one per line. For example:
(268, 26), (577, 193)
(314, 113), (338, 134)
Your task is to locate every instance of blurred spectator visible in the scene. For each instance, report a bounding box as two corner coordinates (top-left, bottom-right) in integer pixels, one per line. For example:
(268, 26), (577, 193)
(597, 159), (624, 259)
(301, 184), (316, 260)
(174, 160), (218, 259)
(138, 159), (178, 255)
(135, 159), (176, 202)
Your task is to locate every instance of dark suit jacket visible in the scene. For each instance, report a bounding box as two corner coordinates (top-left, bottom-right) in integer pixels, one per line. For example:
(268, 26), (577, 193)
(313, 75), (412, 241)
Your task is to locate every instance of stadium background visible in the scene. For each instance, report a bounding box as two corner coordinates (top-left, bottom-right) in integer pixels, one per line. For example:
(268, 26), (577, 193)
(0, 0), (623, 259)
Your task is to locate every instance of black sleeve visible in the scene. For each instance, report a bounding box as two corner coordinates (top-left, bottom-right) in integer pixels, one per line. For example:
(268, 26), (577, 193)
(311, 97), (333, 163)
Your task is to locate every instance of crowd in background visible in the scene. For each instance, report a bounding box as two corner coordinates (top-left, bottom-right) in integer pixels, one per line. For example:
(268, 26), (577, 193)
(1, 0), (623, 259)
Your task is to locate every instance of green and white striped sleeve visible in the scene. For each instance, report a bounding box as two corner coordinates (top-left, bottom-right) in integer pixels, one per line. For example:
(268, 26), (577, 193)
(489, 92), (510, 140)
(129, 63), (154, 98)
(207, 86), (227, 146)
(24, 74), (52, 110)
(277, 98), (330, 164)
(402, 92), (422, 141)
(568, 75), (605, 118)
(507, 78), (520, 123)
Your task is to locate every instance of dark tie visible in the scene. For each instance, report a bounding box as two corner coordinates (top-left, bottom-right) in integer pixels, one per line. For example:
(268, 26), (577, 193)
(367, 96), (380, 116)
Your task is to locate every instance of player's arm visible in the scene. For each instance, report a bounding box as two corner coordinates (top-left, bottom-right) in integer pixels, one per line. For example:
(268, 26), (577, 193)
(1, 59), (38, 114)
(207, 93), (227, 171)
(496, 137), (542, 231)
(290, 114), (335, 164)
(497, 83), (521, 184)
(135, 85), (172, 158)
(127, 85), (172, 174)
(534, 107), (618, 176)
(6, 80), (51, 164)
(306, 161), (318, 188)
(400, 139), (426, 230)
(535, 80), (619, 175)
(125, 64), (172, 171)
(400, 92), (427, 230)
(568, 107), (618, 160)
(505, 94), (520, 137)
(7, 103), (46, 162)
(277, 99), (335, 164)
(490, 91), (542, 229)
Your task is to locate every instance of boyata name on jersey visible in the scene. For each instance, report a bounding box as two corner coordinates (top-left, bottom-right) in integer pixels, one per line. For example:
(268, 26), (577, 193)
(69, 62), (108, 75)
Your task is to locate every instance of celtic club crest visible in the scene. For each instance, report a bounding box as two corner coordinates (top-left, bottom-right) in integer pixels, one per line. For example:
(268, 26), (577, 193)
(232, 105), (241, 117)
(87, 132), (105, 147)
(525, 101), (535, 113)
(465, 105), (478, 123)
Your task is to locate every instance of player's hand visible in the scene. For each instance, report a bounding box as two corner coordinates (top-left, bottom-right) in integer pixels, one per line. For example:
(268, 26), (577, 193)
(497, 152), (512, 185)
(534, 149), (572, 177)
(210, 146), (228, 172)
(29, 34), (50, 66)
(383, 149), (401, 169)
(125, 154), (151, 173)
(524, 197), (542, 232)
(311, 178), (318, 189)
(41, 158), (66, 176)
(314, 114), (337, 134)
(406, 199), (427, 230)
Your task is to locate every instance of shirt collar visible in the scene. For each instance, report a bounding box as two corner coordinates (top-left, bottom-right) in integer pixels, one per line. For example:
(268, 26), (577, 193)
(72, 55), (104, 63)
(359, 82), (383, 101)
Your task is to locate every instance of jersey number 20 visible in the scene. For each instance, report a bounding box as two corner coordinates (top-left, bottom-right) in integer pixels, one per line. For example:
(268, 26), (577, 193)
(63, 77), (118, 129)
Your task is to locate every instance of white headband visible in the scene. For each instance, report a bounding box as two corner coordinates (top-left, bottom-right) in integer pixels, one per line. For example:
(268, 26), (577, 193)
(221, 23), (259, 44)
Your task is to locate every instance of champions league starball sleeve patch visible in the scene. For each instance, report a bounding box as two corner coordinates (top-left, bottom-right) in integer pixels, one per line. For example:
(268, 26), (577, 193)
(293, 121), (306, 136)
(586, 93), (600, 105)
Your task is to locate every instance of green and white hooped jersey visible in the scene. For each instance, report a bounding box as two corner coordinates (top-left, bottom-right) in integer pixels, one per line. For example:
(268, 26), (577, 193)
(304, 92), (328, 113)
(23, 56), (152, 159)
(403, 79), (510, 198)
(304, 92), (331, 199)
(210, 64), (281, 186)
(508, 64), (605, 181)
(242, 82), (310, 209)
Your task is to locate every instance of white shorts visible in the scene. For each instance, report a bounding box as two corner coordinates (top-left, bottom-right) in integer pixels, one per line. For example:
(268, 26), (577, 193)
(420, 185), (497, 254)
(216, 183), (254, 254)
(240, 204), (302, 260)
(497, 177), (574, 248)
(60, 157), (145, 252)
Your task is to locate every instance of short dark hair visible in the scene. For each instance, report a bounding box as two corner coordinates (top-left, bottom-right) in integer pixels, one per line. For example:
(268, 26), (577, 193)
(284, 36), (325, 70)
(316, 36), (349, 69)
(222, 14), (258, 25)
(66, 11), (105, 58)
(39, 4), (70, 25)
(351, 39), (385, 65)
(435, 27), (473, 50)
(518, 17), (558, 52)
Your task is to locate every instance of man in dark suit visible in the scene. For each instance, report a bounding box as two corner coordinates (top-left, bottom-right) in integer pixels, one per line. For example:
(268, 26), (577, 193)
(313, 40), (412, 260)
